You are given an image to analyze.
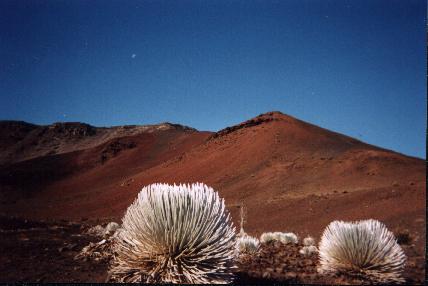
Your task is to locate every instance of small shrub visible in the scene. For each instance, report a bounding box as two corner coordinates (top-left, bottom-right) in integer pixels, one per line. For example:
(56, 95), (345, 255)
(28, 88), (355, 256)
(260, 231), (298, 244)
(272, 231), (283, 241)
(260, 232), (276, 243)
(303, 236), (315, 246)
(236, 235), (260, 254)
(299, 245), (318, 256)
(318, 219), (406, 283)
(85, 225), (105, 237)
(280, 232), (298, 244)
(104, 222), (120, 237)
(75, 238), (115, 262)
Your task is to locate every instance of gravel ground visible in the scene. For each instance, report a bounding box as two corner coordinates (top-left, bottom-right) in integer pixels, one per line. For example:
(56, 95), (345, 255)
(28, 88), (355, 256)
(0, 216), (424, 284)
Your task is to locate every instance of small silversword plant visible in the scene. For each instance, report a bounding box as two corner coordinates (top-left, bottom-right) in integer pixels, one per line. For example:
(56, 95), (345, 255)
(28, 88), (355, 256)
(318, 219), (406, 283)
(236, 235), (260, 254)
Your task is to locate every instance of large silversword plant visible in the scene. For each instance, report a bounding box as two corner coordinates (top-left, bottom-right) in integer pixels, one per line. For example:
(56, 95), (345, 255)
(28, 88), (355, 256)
(318, 219), (406, 284)
(109, 183), (236, 284)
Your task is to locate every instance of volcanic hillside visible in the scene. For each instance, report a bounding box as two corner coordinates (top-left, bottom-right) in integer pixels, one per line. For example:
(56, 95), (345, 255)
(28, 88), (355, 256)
(0, 120), (210, 213)
(0, 112), (425, 255)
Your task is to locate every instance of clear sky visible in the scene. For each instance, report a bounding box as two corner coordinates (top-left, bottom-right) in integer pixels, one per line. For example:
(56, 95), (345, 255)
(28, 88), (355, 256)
(0, 0), (426, 158)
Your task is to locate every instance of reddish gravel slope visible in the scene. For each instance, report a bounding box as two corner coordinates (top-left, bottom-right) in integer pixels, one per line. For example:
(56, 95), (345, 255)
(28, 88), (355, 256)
(0, 112), (425, 282)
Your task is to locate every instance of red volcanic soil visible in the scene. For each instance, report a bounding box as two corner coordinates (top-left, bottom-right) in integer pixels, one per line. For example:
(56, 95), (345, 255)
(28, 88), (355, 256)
(0, 121), (210, 216)
(0, 112), (425, 283)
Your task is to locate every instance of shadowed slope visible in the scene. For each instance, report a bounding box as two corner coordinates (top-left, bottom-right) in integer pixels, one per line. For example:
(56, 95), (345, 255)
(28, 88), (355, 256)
(0, 121), (197, 165)
(0, 121), (211, 217)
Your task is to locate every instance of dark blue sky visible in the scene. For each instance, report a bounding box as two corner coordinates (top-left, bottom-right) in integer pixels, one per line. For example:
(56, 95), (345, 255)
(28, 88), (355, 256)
(0, 0), (426, 158)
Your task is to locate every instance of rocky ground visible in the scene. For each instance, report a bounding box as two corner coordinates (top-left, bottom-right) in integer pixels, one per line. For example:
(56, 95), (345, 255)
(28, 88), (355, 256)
(0, 215), (108, 283)
(235, 241), (425, 285)
(0, 215), (424, 284)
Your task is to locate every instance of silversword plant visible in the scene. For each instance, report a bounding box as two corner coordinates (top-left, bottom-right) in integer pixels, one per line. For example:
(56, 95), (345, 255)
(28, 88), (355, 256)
(109, 183), (236, 284)
(318, 219), (406, 283)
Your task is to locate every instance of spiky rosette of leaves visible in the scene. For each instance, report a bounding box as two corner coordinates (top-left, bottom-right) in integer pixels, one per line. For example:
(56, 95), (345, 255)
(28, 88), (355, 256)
(318, 219), (406, 284)
(108, 183), (236, 284)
